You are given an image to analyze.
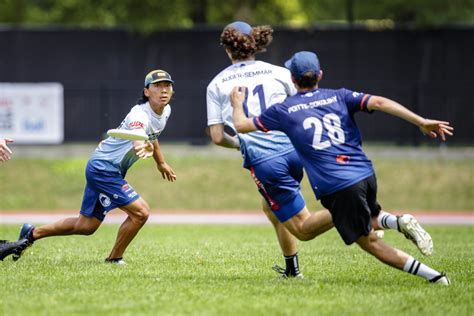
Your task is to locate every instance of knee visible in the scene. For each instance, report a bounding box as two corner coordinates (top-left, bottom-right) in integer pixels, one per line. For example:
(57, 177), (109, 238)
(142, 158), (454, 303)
(77, 225), (98, 236)
(291, 229), (312, 241)
(296, 234), (312, 242)
(131, 207), (150, 225)
(357, 232), (380, 253)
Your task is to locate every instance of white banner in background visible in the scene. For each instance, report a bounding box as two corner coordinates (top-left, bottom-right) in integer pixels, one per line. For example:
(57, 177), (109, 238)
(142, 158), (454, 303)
(0, 83), (64, 144)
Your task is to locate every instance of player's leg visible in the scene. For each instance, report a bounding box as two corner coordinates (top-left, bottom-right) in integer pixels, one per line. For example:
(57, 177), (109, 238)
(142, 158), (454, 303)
(249, 154), (306, 278)
(283, 207), (333, 241)
(356, 231), (449, 285)
(260, 198), (303, 278)
(106, 197), (150, 261)
(32, 215), (101, 240)
(366, 175), (432, 255)
(261, 198), (297, 256)
(324, 176), (449, 285)
(12, 215), (102, 261)
(373, 211), (433, 256)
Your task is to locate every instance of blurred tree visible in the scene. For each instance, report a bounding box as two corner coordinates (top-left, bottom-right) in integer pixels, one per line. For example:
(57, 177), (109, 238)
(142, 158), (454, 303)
(0, 0), (472, 32)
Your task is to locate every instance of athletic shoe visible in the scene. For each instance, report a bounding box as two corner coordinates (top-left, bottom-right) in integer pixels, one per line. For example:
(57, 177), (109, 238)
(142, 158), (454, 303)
(0, 239), (30, 261)
(429, 273), (451, 286)
(12, 223), (36, 261)
(397, 214), (433, 256)
(374, 230), (385, 239)
(272, 264), (304, 279)
(105, 257), (127, 265)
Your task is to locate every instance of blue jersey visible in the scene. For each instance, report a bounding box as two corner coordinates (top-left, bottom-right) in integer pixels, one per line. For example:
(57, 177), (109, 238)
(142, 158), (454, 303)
(254, 88), (375, 199)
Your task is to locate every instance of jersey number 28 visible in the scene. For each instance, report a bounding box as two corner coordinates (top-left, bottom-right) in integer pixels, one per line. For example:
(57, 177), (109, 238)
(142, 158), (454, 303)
(303, 114), (345, 150)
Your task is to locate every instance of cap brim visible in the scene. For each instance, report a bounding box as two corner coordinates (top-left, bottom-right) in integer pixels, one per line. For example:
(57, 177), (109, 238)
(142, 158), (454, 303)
(284, 59), (292, 70)
(150, 78), (174, 84)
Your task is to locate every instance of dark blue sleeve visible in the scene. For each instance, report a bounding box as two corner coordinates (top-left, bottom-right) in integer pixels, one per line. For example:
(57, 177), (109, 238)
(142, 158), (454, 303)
(252, 105), (282, 132)
(341, 88), (373, 115)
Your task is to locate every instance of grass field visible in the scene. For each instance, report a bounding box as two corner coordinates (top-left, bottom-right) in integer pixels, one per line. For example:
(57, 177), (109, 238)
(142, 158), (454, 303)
(1, 224), (473, 315)
(0, 153), (473, 211)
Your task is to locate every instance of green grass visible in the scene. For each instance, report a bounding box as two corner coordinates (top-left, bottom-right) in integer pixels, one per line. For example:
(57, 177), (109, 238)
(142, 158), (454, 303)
(0, 155), (473, 211)
(0, 225), (472, 315)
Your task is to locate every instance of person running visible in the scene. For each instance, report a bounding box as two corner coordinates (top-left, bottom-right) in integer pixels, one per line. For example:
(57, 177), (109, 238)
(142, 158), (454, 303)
(6, 70), (177, 264)
(0, 137), (13, 162)
(230, 51), (453, 285)
(207, 21), (334, 278)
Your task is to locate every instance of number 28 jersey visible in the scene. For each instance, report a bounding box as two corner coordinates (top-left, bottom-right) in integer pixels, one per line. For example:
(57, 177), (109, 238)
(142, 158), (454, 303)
(254, 88), (375, 199)
(207, 60), (297, 167)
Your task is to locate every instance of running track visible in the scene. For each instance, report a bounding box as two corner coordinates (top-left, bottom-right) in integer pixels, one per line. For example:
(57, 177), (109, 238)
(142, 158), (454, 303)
(1, 211), (473, 225)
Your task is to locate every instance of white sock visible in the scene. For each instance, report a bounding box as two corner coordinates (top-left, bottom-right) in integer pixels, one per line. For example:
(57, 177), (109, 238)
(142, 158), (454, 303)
(377, 211), (399, 230)
(403, 256), (441, 281)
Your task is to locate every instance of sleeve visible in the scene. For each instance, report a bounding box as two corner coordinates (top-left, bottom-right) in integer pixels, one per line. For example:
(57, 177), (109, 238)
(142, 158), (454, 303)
(276, 67), (297, 96)
(126, 108), (149, 131)
(206, 82), (224, 126)
(252, 105), (282, 132)
(341, 88), (373, 115)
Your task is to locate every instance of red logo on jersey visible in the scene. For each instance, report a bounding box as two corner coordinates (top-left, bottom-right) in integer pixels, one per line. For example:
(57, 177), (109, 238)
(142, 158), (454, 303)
(121, 184), (130, 192)
(336, 155), (350, 164)
(128, 121), (144, 129)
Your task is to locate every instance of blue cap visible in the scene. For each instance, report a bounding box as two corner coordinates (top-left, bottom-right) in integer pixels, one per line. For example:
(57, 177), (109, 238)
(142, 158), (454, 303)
(284, 51), (320, 79)
(226, 21), (252, 35)
(144, 70), (174, 87)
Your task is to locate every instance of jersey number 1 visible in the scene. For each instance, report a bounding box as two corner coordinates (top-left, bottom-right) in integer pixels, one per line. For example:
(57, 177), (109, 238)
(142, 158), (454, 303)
(242, 84), (266, 117)
(303, 114), (345, 150)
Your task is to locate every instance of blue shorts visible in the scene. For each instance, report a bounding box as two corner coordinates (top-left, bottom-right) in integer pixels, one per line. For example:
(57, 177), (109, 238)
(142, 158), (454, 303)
(80, 161), (140, 221)
(247, 150), (305, 223)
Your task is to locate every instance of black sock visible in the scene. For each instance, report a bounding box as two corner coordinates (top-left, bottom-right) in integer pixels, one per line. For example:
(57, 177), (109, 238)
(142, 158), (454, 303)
(284, 253), (300, 276)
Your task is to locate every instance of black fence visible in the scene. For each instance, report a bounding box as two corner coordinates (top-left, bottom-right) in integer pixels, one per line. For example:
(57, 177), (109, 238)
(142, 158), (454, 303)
(0, 25), (473, 144)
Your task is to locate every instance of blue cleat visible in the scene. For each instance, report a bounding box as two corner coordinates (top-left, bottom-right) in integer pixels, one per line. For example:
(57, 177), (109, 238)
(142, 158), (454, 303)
(12, 223), (35, 261)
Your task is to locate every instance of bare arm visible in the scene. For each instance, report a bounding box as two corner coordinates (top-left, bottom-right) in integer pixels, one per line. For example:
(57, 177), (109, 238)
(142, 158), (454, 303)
(229, 87), (258, 133)
(152, 138), (176, 182)
(208, 124), (240, 149)
(367, 96), (454, 141)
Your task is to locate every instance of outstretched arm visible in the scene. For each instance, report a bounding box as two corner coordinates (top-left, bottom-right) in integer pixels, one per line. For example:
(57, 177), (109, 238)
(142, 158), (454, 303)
(152, 138), (176, 182)
(367, 96), (454, 141)
(230, 87), (258, 133)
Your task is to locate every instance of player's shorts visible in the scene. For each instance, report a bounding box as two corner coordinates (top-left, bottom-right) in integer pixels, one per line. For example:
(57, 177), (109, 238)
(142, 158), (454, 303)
(320, 174), (381, 245)
(247, 150), (305, 223)
(80, 161), (140, 221)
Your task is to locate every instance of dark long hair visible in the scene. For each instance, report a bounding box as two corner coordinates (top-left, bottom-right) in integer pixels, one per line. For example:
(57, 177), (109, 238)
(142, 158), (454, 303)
(220, 25), (273, 61)
(136, 89), (148, 104)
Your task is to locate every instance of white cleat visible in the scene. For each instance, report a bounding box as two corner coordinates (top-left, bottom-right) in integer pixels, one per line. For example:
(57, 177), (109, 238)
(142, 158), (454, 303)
(398, 214), (433, 256)
(429, 273), (451, 286)
(374, 230), (385, 239)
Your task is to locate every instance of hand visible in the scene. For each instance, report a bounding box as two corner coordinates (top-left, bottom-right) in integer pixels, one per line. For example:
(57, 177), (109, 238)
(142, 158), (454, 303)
(156, 162), (177, 182)
(230, 86), (247, 108)
(0, 138), (13, 162)
(419, 119), (454, 141)
(134, 140), (154, 159)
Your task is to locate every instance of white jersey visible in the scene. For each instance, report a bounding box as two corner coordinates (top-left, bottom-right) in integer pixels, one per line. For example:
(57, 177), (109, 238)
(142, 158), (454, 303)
(90, 102), (171, 175)
(207, 60), (297, 167)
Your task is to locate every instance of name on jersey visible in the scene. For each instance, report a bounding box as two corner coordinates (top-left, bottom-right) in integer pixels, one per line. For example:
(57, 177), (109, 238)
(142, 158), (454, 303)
(128, 121), (144, 129)
(222, 69), (272, 83)
(288, 96), (338, 113)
